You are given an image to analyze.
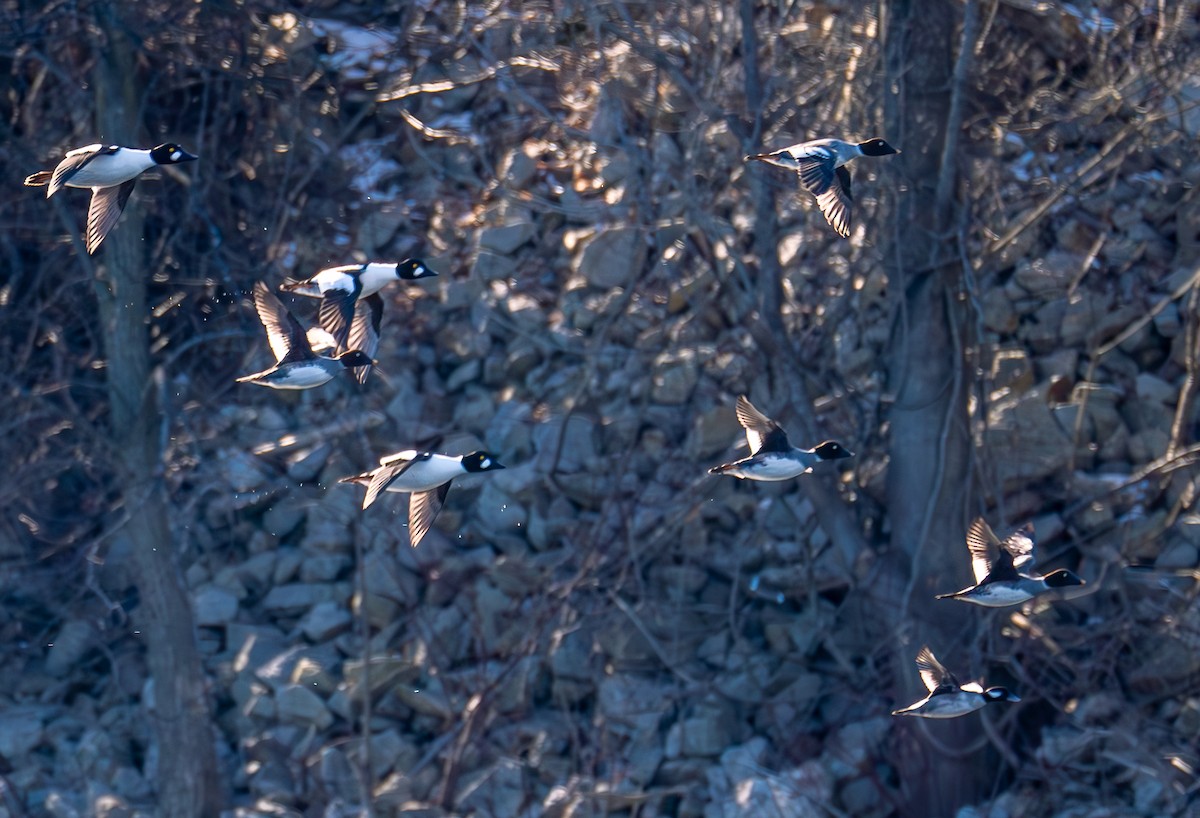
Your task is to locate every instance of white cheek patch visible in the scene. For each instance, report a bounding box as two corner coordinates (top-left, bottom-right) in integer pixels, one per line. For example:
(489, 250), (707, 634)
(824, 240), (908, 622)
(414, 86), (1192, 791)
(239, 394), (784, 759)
(481, 458), (492, 469)
(171, 150), (182, 161)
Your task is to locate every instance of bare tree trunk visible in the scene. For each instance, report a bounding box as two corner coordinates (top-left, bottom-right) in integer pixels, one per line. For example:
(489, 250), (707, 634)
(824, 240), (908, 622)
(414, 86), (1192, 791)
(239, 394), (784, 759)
(93, 10), (224, 816)
(881, 0), (977, 815)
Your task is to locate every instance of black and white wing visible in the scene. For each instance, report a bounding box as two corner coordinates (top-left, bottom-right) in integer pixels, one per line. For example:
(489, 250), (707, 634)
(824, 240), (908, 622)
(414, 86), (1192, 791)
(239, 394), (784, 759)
(85, 180), (137, 254)
(252, 281), (315, 364)
(999, 523), (1037, 572)
(344, 293), (383, 384)
(735, 395), (791, 454)
(794, 142), (839, 195)
(407, 482), (451, 547)
(812, 165), (852, 238)
(966, 518), (997, 585)
(915, 646), (956, 694)
(317, 270), (365, 351)
(362, 452), (423, 510)
(48, 144), (110, 196)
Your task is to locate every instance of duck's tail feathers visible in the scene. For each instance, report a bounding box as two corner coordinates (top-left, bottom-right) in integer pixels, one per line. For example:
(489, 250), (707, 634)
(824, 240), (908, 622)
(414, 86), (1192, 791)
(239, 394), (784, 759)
(744, 153), (769, 163)
(24, 170), (52, 187)
(708, 463), (733, 475)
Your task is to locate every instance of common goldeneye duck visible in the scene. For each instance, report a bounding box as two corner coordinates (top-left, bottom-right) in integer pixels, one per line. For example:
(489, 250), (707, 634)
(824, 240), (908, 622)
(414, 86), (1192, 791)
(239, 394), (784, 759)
(339, 450), (505, 547)
(892, 646), (1020, 719)
(24, 143), (197, 254)
(936, 517), (1085, 607)
(236, 281), (375, 389)
(279, 259), (436, 384)
(708, 395), (853, 480)
(744, 137), (899, 238)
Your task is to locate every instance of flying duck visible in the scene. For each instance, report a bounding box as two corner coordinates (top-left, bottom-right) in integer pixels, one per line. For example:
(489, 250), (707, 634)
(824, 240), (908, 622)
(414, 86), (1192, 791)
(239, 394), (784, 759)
(24, 143), (197, 253)
(892, 646), (1021, 719)
(936, 518), (1084, 607)
(279, 259), (436, 383)
(340, 449), (505, 547)
(708, 395), (853, 480)
(744, 137), (899, 238)
(236, 281), (374, 389)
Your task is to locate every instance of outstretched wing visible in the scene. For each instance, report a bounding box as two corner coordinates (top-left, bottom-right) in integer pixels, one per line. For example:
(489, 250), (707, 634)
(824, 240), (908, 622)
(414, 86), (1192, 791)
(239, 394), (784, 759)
(915, 646), (956, 693)
(735, 395), (791, 454)
(407, 483), (451, 547)
(811, 165), (852, 238)
(999, 523), (1037, 571)
(345, 293), (383, 384)
(85, 180), (137, 254)
(966, 518), (997, 585)
(252, 282), (314, 364)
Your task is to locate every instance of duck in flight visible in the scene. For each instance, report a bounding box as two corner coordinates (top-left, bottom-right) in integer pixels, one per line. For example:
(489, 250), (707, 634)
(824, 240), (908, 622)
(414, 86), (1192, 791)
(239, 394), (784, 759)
(745, 137), (899, 238)
(24, 143), (197, 253)
(236, 282), (374, 389)
(708, 395), (853, 480)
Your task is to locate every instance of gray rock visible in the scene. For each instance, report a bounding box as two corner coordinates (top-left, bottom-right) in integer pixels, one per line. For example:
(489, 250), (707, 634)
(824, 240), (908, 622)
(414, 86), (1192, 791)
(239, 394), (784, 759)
(193, 585), (239, 627)
(286, 443), (332, 483)
(486, 401), (534, 459)
(0, 707), (46, 757)
(575, 227), (646, 289)
(840, 776), (887, 818)
(315, 746), (359, 803)
(298, 601), (352, 642)
(228, 623), (289, 671)
(984, 388), (1073, 485)
(446, 359), (481, 392)
(1136, 372), (1177, 405)
(823, 717), (890, 779)
(690, 403), (739, 460)
(475, 481), (528, 536)
(1129, 428), (1168, 463)
(500, 149), (537, 189)
(1155, 301), (1182, 337)
(261, 583), (337, 616)
(598, 674), (671, 735)
(451, 387), (496, 435)
(652, 349), (699, 405)
(455, 758), (525, 816)
(473, 250), (519, 282)
(45, 620), (96, 677)
(1014, 251), (1084, 295)
(675, 707), (733, 758)
(261, 502), (305, 539)
(218, 448), (270, 493)
(300, 552), (351, 583)
(480, 222), (535, 255)
(393, 674), (454, 718)
(533, 414), (597, 474)
(275, 683), (334, 730)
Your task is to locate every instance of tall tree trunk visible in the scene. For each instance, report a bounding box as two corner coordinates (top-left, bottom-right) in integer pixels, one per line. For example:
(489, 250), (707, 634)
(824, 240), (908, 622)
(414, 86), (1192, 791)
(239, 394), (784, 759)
(881, 0), (977, 815)
(93, 10), (224, 816)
